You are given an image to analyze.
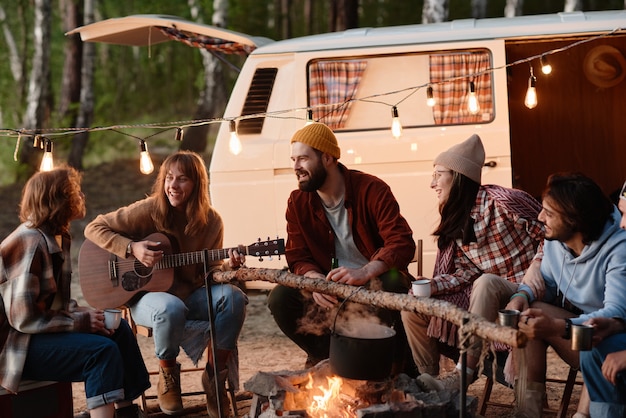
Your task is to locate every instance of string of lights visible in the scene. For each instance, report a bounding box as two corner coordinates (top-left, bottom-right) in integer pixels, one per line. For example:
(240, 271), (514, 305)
(0, 27), (622, 173)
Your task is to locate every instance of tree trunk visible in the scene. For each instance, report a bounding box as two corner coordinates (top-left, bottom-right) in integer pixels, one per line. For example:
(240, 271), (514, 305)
(304, 0), (313, 35)
(329, 0), (359, 32)
(214, 268), (527, 348)
(504, 0), (523, 17)
(58, 0), (82, 119)
(471, 0), (487, 18)
(422, 0), (449, 24)
(181, 0), (229, 154)
(68, 0), (94, 169)
(0, 4), (23, 84)
(19, 0), (52, 178)
(564, 0), (583, 12)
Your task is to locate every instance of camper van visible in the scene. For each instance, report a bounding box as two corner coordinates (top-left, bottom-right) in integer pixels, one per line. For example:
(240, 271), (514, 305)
(71, 11), (626, 280)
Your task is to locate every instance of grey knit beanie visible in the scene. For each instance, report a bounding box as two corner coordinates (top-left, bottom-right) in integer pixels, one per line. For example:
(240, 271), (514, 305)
(434, 134), (485, 184)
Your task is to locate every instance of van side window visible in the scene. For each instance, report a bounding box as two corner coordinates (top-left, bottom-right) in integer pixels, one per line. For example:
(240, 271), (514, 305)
(307, 49), (493, 131)
(238, 68), (278, 135)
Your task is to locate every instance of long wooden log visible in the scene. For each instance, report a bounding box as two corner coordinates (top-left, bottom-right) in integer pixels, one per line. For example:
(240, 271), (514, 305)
(214, 268), (526, 348)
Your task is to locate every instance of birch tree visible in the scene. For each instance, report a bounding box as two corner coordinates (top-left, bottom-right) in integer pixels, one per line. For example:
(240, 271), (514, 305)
(181, 0), (229, 153)
(422, 0), (449, 23)
(19, 0), (52, 175)
(564, 0), (583, 12)
(504, 0), (523, 17)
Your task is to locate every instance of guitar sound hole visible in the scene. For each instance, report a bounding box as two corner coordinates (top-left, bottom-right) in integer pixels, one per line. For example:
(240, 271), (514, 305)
(120, 262), (154, 291)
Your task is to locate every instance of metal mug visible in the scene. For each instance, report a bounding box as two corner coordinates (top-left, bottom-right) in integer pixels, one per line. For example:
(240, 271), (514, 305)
(571, 324), (593, 351)
(411, 279), (431, 297)
(498, 309), (520, 328)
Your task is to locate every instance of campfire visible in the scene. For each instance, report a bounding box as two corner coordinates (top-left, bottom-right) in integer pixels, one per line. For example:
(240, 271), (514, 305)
(244, 360), (478, 418)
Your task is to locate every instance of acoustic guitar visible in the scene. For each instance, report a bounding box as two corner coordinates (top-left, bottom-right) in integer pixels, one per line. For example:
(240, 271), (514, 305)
(78, 232), (285, 309)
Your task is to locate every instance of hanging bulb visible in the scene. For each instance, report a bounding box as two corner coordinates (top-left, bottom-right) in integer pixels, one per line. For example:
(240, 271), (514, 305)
(175, 127), (184, 141)
(40, 139), (54, 172)
(139, 140), (154, 175)
(305, 109), (314, 126)
(467, 81), (480, 115)
(390, 106), (403, 139)
(229, 120), (242, 155)
(426, 86), (436, 107)
(525, 71), (538, 109)
(540, 55), (552, 75)
(33, 135), (41, 148)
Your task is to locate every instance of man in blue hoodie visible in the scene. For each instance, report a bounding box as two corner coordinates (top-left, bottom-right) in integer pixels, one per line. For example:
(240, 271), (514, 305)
(505, 173), (626, 418)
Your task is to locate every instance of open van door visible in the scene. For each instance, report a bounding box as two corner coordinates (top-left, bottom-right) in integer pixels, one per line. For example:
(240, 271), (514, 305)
(66, 14), (273, 52)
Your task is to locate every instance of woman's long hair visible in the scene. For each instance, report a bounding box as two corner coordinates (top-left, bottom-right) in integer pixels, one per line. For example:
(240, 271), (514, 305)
(151, 151), (211, 236)
(20, 166), (83, 235)
(432, 171), (480, 249)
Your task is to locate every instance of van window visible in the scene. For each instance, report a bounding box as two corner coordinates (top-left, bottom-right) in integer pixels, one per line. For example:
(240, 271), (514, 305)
(238, 68), (278, 135)
(307, 49), (494, 131)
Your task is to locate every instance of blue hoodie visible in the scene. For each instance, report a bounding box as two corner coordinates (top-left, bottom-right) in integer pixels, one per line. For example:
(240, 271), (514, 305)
(518, 206), (626, 325)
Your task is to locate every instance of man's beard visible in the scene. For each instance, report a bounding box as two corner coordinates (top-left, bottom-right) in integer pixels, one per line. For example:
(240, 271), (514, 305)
(297, 161), (327, 192)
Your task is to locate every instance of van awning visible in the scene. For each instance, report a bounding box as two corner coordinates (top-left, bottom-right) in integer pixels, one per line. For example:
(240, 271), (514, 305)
(66, 14), (273, 55)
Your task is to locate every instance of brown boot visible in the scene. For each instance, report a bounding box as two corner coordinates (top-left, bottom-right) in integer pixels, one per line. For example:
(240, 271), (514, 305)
(202, 368), (230, 418)
(157, 363), (184, 416)
(515, 381), (546, 418)
(202, 349), (231, 418)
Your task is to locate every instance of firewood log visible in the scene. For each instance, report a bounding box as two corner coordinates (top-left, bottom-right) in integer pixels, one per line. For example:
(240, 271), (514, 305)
(213, 268), (526, 348)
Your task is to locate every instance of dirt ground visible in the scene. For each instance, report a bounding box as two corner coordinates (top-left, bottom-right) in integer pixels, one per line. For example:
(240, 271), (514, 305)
(0, 159), (583, 417)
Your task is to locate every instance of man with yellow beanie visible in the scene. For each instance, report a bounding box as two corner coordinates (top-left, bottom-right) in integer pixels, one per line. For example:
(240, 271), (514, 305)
(267, 122), (417, 373)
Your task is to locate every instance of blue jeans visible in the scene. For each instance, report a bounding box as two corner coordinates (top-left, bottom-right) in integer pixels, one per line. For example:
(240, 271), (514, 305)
(579, 333), (626, 418)
(21, 319), (150, 410)
(129, 284), (247, 360)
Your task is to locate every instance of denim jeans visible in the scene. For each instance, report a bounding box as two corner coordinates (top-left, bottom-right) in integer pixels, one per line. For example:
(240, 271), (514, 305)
(579, 332), (626, 418)
(21, 319), (150, 410)
(129, 283), (247, 360)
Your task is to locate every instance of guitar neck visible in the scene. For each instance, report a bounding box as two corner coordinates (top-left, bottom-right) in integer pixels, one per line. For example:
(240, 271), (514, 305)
(158, 247), (239, 270)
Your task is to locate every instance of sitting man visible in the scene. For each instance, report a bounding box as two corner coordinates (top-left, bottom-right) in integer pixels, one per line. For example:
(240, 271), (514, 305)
(506, 173), (626, 418)
(268, 122), (416, 373)
(579, 317), (626, 418)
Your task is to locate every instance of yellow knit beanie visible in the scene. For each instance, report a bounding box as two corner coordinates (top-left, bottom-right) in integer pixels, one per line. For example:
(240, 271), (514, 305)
(290, 123), (341, 159)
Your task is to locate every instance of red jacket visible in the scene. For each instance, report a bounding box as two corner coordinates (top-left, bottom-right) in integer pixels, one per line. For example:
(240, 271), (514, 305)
(285, 163), (415, 276)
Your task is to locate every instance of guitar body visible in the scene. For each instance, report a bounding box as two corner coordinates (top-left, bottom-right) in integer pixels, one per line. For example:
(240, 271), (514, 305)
(79, 233), (174, 309)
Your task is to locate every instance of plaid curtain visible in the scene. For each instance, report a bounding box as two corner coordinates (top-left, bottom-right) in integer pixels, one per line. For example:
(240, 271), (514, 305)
(308, 60), (367, 129)
(429, 51), (493, 124)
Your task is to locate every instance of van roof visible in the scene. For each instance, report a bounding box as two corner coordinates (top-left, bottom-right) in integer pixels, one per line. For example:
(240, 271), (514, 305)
(254, 10), (626, 55)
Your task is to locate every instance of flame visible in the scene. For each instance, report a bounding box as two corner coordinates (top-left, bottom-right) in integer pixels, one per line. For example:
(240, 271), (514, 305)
(306, 375), (356, 418)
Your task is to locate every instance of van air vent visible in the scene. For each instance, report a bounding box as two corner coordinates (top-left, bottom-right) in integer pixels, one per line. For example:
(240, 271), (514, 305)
(238, 68), (278, 135)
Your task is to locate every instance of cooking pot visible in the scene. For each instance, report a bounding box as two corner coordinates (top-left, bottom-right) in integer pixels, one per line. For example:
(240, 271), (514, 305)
(329, 315), (396, 381)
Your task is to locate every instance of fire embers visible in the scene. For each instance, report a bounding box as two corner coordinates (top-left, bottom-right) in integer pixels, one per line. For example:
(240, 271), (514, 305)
(244, 360), (478, 417)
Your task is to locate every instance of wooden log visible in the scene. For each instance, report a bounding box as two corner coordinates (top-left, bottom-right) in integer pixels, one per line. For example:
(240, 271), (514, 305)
(214, 268), (526, 348)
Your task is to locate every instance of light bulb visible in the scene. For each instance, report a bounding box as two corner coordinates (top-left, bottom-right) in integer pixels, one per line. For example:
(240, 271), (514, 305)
(40, 140), (54, 172)
(540, 56), (552, 75)
(426, 86), (436, 107)
(229, 120), (242, 155)
(305, 109), (314, 126)
(468, 81), (480, 115)
(175, 127), (184, 141)
(390, 106), (403, 139)
(139, 140), (154, 175)
(524, 75), (538, 109)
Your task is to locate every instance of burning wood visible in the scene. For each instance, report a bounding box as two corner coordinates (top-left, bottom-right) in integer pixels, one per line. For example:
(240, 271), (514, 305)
(214, 268), (527, 348)
(243, 360), (477, 418)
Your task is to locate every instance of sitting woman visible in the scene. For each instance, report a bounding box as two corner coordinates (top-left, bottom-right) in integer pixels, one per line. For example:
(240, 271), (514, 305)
(0, 166), (150, 418)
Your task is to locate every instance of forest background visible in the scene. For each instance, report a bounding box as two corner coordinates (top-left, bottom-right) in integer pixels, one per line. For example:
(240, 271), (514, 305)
(1, 0), (626, 186)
